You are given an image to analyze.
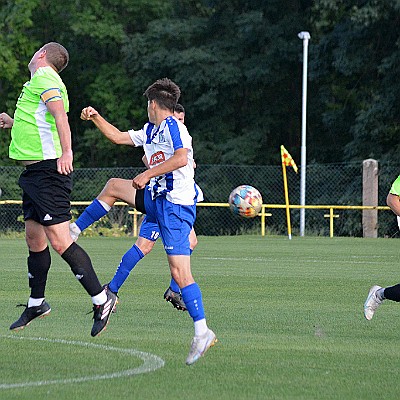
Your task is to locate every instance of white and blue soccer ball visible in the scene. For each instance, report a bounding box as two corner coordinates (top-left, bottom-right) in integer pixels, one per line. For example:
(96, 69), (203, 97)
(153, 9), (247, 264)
(228, 185), (263, 218)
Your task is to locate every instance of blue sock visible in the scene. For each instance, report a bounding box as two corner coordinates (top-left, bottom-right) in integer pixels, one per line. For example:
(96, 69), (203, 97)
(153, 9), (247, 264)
(76, 199), (108, 231)
(108, 244), (144, 293)
(169, 278), (180, 293)
(181, 283), (205, 322)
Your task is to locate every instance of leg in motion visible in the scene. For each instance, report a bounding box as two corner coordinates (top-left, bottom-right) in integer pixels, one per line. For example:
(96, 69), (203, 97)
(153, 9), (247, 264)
(107, 218), (157, 295)
(10, 221), (52, 331)
(47, 221), (117, 336)
(164, 228), (198, 311)
(364, 285), (384, 320)
(365, 283), (400, 320)
(70, 178), (137, 240)
(169, 254), (217, 365)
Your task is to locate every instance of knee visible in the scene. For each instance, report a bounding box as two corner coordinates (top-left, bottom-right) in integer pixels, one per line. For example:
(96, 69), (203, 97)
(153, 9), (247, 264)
(49, 241), (64, 255)
(104, 178), (120, 197)
(26, 234), (47, 252)
(48, 237), (71, 255)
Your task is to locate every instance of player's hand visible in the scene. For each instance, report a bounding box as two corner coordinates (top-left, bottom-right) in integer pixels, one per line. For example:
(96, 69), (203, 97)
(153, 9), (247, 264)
(0, 112), (14, 129)
(132, 171), (150, 189)
(80, 106), (99, 121)
(57, 149), (74, 175)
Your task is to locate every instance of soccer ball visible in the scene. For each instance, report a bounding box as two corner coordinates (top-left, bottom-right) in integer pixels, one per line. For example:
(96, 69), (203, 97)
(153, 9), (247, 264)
(228, 185), (263, 218)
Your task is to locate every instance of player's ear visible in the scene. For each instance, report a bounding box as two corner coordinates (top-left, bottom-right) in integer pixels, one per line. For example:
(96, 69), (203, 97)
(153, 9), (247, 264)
(40, 49), (47, 58)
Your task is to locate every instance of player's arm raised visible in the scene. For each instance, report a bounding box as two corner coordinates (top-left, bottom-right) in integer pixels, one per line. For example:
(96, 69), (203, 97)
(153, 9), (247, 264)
(80, 106), (134, 146)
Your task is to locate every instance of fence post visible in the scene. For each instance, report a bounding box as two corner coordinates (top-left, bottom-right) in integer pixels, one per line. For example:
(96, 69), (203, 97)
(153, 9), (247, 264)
(362, 159), (378, 238)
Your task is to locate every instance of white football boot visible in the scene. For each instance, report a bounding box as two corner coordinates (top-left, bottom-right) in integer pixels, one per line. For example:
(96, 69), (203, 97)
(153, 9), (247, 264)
(364, 285), (383, 320)
(69, 222), (81, 242)
(186, 329), (217, 365)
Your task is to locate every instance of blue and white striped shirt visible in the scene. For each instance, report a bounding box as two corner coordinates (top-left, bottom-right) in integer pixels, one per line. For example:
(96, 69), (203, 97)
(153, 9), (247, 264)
(128, 116), (199, 205)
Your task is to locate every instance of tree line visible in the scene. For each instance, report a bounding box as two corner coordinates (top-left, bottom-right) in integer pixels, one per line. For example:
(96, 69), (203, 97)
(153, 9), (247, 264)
(0, 0), (399, 168)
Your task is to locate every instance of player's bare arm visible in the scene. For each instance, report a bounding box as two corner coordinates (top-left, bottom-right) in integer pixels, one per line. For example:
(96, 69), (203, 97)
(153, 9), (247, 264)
(387, 193), (400, 216)
(142, 154), (150, 169)
(132, 148), (188, 189)
(81, 106), (134, 146)
(46, 100), (73, 175)
(0, 112), (14, 129)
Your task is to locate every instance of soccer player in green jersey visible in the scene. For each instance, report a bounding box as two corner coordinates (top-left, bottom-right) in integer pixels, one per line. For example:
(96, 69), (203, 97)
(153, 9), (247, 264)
(364, 175), (400, 320)
(0, 42), (116, 337)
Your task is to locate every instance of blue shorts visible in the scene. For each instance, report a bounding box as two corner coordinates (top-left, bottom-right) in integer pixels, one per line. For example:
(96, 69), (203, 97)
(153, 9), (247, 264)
(143, 189), (196, 256)
(138, 215), (160, 241)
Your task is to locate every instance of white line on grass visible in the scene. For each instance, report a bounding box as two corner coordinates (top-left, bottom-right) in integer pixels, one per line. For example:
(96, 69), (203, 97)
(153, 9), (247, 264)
(200, 256), (392, 264)
(0, 335), (165, 390)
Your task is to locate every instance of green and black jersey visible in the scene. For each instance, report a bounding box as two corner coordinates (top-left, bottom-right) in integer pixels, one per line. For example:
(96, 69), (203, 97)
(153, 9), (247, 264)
(9, 66), (69, 160)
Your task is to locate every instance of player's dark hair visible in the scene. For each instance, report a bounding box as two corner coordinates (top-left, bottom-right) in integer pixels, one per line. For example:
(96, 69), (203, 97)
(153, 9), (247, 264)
(174, 103), (185, 114)
(42, 42), (69, 73)
(144, 78), (180, 111)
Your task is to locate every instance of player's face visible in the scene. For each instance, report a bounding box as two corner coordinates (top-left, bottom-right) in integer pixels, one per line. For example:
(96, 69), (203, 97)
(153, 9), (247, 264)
(174, 111), (185, 123)
(28, 47), (45, 73)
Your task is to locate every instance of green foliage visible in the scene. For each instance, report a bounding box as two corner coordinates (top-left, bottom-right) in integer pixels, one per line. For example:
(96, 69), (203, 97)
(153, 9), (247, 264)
(121, 0), (309, 164)
(1, 0), (399, 167)
(309, 0), (400, 162)
(0, 0), (42, 163)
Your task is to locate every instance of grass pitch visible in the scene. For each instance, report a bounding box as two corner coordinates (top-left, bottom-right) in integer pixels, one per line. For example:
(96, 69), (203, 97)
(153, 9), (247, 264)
(1, 236), (400, 400)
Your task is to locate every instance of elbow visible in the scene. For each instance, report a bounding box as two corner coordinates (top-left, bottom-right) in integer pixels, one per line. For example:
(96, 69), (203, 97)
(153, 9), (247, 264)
(110, 133), (125, 145)
(179, 156), (188, 168)
(173, 149), (189, 168)
(387, 193), (399, 215)
(387, 193), (394, 208)
(178, 151), (189, 167)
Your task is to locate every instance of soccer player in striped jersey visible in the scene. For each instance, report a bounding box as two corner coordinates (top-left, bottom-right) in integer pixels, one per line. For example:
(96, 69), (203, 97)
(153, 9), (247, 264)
(71, 103), (201, 311)
(72, 78), (217, 365)
(0, 43), (116, 337)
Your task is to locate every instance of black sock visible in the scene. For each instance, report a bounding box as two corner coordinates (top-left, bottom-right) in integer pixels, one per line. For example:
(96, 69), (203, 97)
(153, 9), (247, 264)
(61, 242), (103, 296)
(28, 247), (51, 298)
(384, 284), (400, 302)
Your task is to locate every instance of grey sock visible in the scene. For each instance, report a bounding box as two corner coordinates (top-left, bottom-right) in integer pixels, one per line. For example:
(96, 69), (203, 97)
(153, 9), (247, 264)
(376, 288), (385, 301)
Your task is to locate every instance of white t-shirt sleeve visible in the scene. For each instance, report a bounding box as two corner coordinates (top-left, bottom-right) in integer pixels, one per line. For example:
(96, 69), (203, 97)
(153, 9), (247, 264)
(128, 129), (144, 147)
(196, 184), (204, 202)
(128, 124), (149, 147)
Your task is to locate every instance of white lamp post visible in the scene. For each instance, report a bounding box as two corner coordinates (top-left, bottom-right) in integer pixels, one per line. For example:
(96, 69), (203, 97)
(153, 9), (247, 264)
(298, 31), (310, 237)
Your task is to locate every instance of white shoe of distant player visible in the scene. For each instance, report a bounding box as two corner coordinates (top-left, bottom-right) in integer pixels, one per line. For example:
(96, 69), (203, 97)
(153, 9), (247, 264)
(364, 285), (383, 320)
(186, 329), (217, 366)
(69, 222), (81, 242)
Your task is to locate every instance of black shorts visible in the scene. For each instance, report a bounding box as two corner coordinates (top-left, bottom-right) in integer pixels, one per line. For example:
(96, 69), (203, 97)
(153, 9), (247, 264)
(18, 159), (73, 226)
(135, 188), (146, 214)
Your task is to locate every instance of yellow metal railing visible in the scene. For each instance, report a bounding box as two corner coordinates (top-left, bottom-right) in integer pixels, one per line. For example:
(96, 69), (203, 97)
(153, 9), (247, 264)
(260, 204), (391, 238)
(0, 200), (392, 238)
(131, 202), (391, 238)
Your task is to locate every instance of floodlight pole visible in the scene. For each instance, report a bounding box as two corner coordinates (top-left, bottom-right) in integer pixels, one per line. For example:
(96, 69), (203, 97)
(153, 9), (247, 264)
(298, 31), (310, 237)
